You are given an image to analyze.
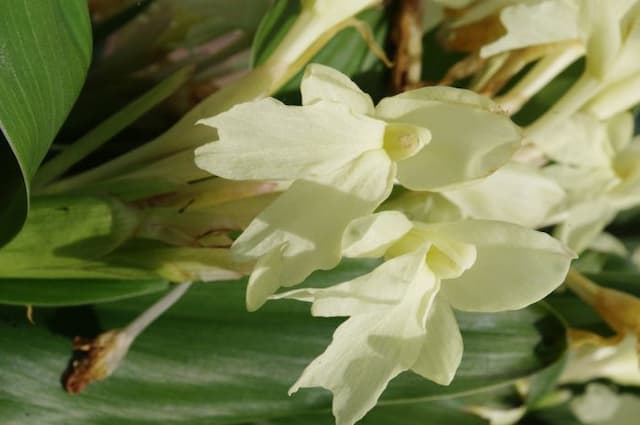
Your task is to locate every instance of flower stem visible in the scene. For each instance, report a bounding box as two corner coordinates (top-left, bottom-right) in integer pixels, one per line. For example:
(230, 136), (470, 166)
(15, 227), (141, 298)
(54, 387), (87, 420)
(565, 268), (600, 306)
(64, 282), (192, 393)
(496, 44), (584, 115)
(33, 67), (193, 191)
(124, 282), (193, 340)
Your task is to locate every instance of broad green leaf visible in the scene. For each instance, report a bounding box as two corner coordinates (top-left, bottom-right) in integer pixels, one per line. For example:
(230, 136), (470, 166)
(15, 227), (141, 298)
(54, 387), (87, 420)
(0, 196), (143, 279)
(254, 400), (488, 425)
(0, 0), (92, 245)
(0, 278), (168, 307)
(0, 266), (566, 424)
(520, 403), (582, 425)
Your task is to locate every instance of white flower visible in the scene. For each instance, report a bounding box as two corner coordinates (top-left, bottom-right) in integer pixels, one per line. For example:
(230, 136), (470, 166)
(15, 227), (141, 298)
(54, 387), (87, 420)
(383, 162), (565, 228)
(195, 64), (521, 310)
(541, 112), (640, 252)
(479, 0), (640, 122)
(275, 211), (573, 425)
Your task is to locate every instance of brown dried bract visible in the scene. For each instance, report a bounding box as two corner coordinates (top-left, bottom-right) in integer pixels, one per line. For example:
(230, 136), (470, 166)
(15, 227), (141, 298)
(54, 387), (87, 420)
(439, 13), (505, 53)
(390, 0), (423, 93)
(63, 330), (128, 394)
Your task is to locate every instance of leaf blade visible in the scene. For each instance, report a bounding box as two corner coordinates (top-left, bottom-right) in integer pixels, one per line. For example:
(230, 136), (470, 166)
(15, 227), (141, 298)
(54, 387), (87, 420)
(0, 0), (92, 245)
(0, 262), (566, 424)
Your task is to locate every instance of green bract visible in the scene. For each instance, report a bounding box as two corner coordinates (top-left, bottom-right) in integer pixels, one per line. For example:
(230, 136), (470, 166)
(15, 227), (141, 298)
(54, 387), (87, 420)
(195, 64), (522, 310)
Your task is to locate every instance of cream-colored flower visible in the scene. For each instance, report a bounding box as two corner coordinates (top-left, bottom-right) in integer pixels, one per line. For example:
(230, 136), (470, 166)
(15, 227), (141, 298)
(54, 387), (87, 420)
(382, 162), (565, 228)
(195, 64), (521, 310)
(275, 211), (573, 425)
(479, 0), (640, 123)
(541, 112), (640, 253)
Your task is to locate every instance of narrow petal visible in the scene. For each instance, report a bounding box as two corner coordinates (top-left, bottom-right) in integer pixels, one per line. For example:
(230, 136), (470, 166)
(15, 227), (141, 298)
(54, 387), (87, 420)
(531, 113), (615, 167)
(342, 211), (414, 258)
(441, 163), (566, 228)
(607, 111), (634, 154)
(479, 0), (580, 58)
(410, 295), (463, 385)
(236, 150), (395, 311)
(245, 245), (285, 312)
(274, 246), (432, 317)
(375, 87), (522, 191)
(388, 226), (477, 280)
(422, 220), (574, 312)
(290, 265), (438, 425)
(555, 199), (617, 254)
(580, 0), (631, 79)
(424, 235), (477, 280)
(543, 164), (619, 207)
(301, 63), (374, 114)
(195, 98), (384, 181)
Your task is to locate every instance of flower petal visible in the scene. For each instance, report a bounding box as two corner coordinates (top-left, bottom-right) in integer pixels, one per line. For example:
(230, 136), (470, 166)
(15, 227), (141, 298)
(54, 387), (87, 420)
(423, 220), (574, 312)
(554, 199), (617, 254)
(301, 63), (374, 114)
(289, 263), (438, 425)
(410, 294), (463, 385)
(389, 226), (477, 280)
(580, 0), (635, 79)
(543, 164), (619, 207)
(195, 98), (384, 181)
(607, 111), (634, 154)
(237, 150), (395, 311)
(273, 246), (431, 317)
(561, 333), (640, 386)
(531, 113), (615, 167)
(441, 162), (566, 228)
(479, 0), (580, 58)
(375, 87), (522, 191)
(342, 211), (414, 258)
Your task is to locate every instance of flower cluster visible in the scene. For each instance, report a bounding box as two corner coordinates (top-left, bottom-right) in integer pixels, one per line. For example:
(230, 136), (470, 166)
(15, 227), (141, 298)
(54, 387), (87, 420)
(196, 64), (575, 425)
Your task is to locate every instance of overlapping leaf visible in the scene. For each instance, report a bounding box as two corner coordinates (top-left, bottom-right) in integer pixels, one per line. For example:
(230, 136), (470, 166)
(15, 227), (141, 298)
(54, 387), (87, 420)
(0, 261), (566, 425)
(0, 0), (92, 245)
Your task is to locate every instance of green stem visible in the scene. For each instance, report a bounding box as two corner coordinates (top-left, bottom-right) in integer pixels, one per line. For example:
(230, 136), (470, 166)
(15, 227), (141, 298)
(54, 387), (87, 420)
(42, 7), (382, 194)
(34, 66), (193, 191)
(565, 268), (600, 306)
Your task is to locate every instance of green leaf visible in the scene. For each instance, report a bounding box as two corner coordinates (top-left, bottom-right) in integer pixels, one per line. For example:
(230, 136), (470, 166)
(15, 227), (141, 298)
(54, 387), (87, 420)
(0, 196), (144, 279)
(0, 278), (168, 307)
(251, 0), (301, 67)
(255, 400), (488, 425)
(0, 269), (566, 424)
(526, 353), (569, 408)
(520, 403), (582, 425)
(0, 0), (92, 245)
